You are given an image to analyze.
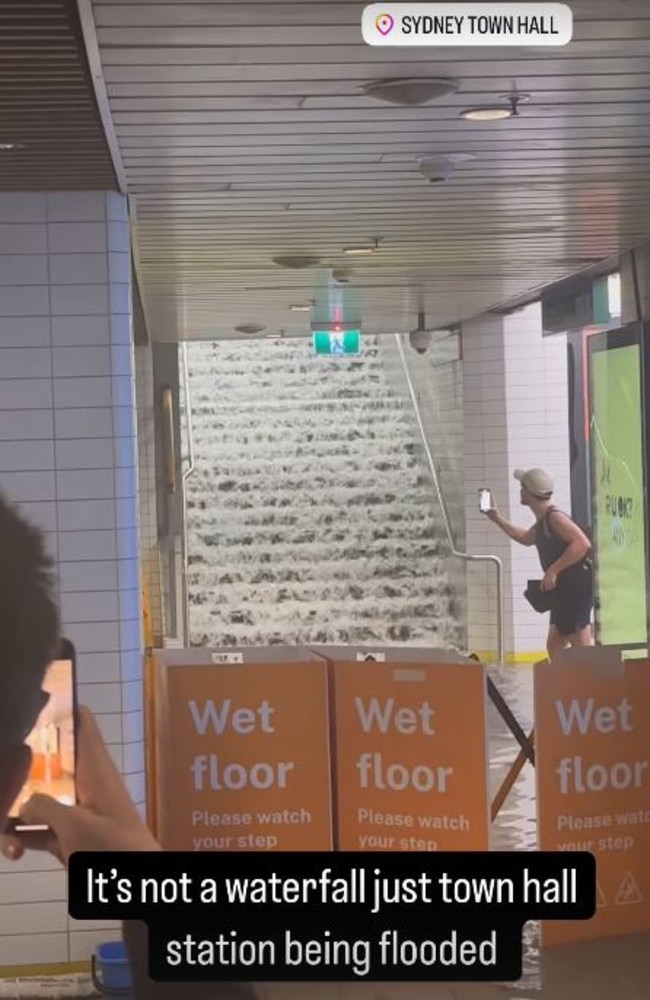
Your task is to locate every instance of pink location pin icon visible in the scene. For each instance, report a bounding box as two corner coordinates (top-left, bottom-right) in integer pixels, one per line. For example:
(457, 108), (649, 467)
(375, 13), (394, 36)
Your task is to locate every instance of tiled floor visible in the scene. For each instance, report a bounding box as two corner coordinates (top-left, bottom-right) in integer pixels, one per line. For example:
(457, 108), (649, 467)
(0, 976), (95, 999)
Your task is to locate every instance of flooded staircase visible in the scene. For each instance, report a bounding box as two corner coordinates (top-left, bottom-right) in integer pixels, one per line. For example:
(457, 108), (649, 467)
(185, 335), (463, 649)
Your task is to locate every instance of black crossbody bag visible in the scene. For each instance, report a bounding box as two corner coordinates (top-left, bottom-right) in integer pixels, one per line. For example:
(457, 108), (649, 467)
(524, 507), (593, 614)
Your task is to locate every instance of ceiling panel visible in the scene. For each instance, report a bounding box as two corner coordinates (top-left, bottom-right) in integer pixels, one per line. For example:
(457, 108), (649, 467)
(0, 0), (115, 190)
(89, 0), (650, 339)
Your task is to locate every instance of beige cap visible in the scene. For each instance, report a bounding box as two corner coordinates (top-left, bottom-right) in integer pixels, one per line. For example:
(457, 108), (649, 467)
(514, 467), (554, 498)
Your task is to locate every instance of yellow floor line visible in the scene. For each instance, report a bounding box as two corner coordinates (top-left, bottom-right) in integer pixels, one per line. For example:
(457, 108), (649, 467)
(474, 651), (546, 665)
(0, 961), (88, 978)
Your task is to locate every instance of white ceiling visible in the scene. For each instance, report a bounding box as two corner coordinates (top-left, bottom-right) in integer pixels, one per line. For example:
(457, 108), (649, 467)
(89, 0), (650, 341)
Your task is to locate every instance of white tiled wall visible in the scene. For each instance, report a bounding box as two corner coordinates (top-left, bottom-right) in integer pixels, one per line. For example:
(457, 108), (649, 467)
(0, 191), (143, 966)
(462, 304), (570, 661)
(503, 304), (571, 655)
(462, 314), (515, 660)
(385, 332), (468, 642)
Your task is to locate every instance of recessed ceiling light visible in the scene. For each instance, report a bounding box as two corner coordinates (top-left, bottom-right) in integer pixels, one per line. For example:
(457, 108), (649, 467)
(289, 303), (312, 312)
(343, 236), (382, 256)
(461, 94), (530, 122)
(461, 106), (513, 121)
(343, 247), (374, 256)
(0, 142), (24, 151)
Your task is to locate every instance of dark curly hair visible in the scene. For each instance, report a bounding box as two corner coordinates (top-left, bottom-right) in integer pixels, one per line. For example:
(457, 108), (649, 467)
(0, 491), (60, 741)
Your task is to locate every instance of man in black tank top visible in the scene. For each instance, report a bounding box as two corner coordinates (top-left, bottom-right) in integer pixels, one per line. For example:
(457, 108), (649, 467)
(484, 467), (594, 660)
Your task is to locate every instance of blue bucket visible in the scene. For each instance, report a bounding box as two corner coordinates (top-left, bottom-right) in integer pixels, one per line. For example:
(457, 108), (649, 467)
(92, 940), (134, 997)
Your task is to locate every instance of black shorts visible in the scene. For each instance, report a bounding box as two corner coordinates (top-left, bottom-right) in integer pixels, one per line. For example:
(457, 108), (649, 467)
(549, 563), (593, 637)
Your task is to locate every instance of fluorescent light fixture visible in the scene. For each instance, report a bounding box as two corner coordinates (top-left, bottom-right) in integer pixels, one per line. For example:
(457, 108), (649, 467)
(343, 246), (375, 256)
(0, 142), (24, 150)
(289, 303), (312, 312)
(461, 94), (530, 122)
(461, 106), (513, 121)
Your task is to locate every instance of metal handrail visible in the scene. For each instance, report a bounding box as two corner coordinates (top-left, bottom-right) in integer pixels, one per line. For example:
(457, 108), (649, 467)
(394, 333), (505, 664)
(180, 342), (196, 645)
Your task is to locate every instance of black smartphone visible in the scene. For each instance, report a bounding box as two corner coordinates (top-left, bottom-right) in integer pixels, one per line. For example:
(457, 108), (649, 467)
(479, 488), (492, 513)
(6, 638), (78, 833)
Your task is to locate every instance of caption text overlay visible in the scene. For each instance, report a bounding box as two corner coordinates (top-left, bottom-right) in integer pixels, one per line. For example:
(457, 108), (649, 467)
(69, 852), (595, 981)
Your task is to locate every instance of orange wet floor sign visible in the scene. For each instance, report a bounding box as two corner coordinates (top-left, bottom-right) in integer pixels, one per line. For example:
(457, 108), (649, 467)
(535, 653), (650, 945)
(331, 659), (489, 852)
(154, 660), (333, 852)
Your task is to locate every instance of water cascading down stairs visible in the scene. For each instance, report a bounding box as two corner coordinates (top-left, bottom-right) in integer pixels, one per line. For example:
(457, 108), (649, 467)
(184, 336), (463, 649)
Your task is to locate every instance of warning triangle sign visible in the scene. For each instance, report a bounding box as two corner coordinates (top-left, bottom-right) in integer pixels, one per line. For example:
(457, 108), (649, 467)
(615, 872), (642, 906)
(596, 882), (607, 907)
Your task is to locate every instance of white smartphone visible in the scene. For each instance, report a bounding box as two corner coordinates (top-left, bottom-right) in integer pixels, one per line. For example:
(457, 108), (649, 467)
(479, 488), (492, 513)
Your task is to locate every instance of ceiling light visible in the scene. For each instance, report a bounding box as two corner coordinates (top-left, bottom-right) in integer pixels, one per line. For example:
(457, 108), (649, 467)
(461, 94), (530, 122)
(0, 142), (24, 151)
(461, 106), (512, 121)
(289, 303), (312, 312)
(362, 77), (459, 107)
(343, 246), (375, 256)
(342, 237), (381, 256)
(235, 323), (266, 335)
(273, 254), (321, 269)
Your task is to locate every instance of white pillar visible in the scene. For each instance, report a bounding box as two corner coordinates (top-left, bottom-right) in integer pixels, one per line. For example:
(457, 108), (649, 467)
(620, 246), (650, 323)
(0, 191), (143, 966)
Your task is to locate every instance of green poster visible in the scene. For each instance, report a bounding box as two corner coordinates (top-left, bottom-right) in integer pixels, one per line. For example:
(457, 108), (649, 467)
(591, 343), (647, 645)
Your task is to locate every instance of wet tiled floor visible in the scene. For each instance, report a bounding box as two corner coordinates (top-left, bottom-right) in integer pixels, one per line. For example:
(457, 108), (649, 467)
(3, 664), (649, 998)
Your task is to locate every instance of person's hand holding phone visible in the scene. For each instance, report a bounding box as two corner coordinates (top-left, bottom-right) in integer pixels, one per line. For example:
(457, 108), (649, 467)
(479, 489), (499, 522)
(1, 706), (160, 865)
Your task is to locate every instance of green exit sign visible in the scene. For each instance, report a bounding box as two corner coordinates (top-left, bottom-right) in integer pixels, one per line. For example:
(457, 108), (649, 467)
(312, 330), (361, 355)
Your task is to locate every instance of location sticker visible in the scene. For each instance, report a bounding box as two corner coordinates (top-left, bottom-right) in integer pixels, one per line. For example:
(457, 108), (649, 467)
(375, 12), (395, 35)
(362, 4), (574, 47)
